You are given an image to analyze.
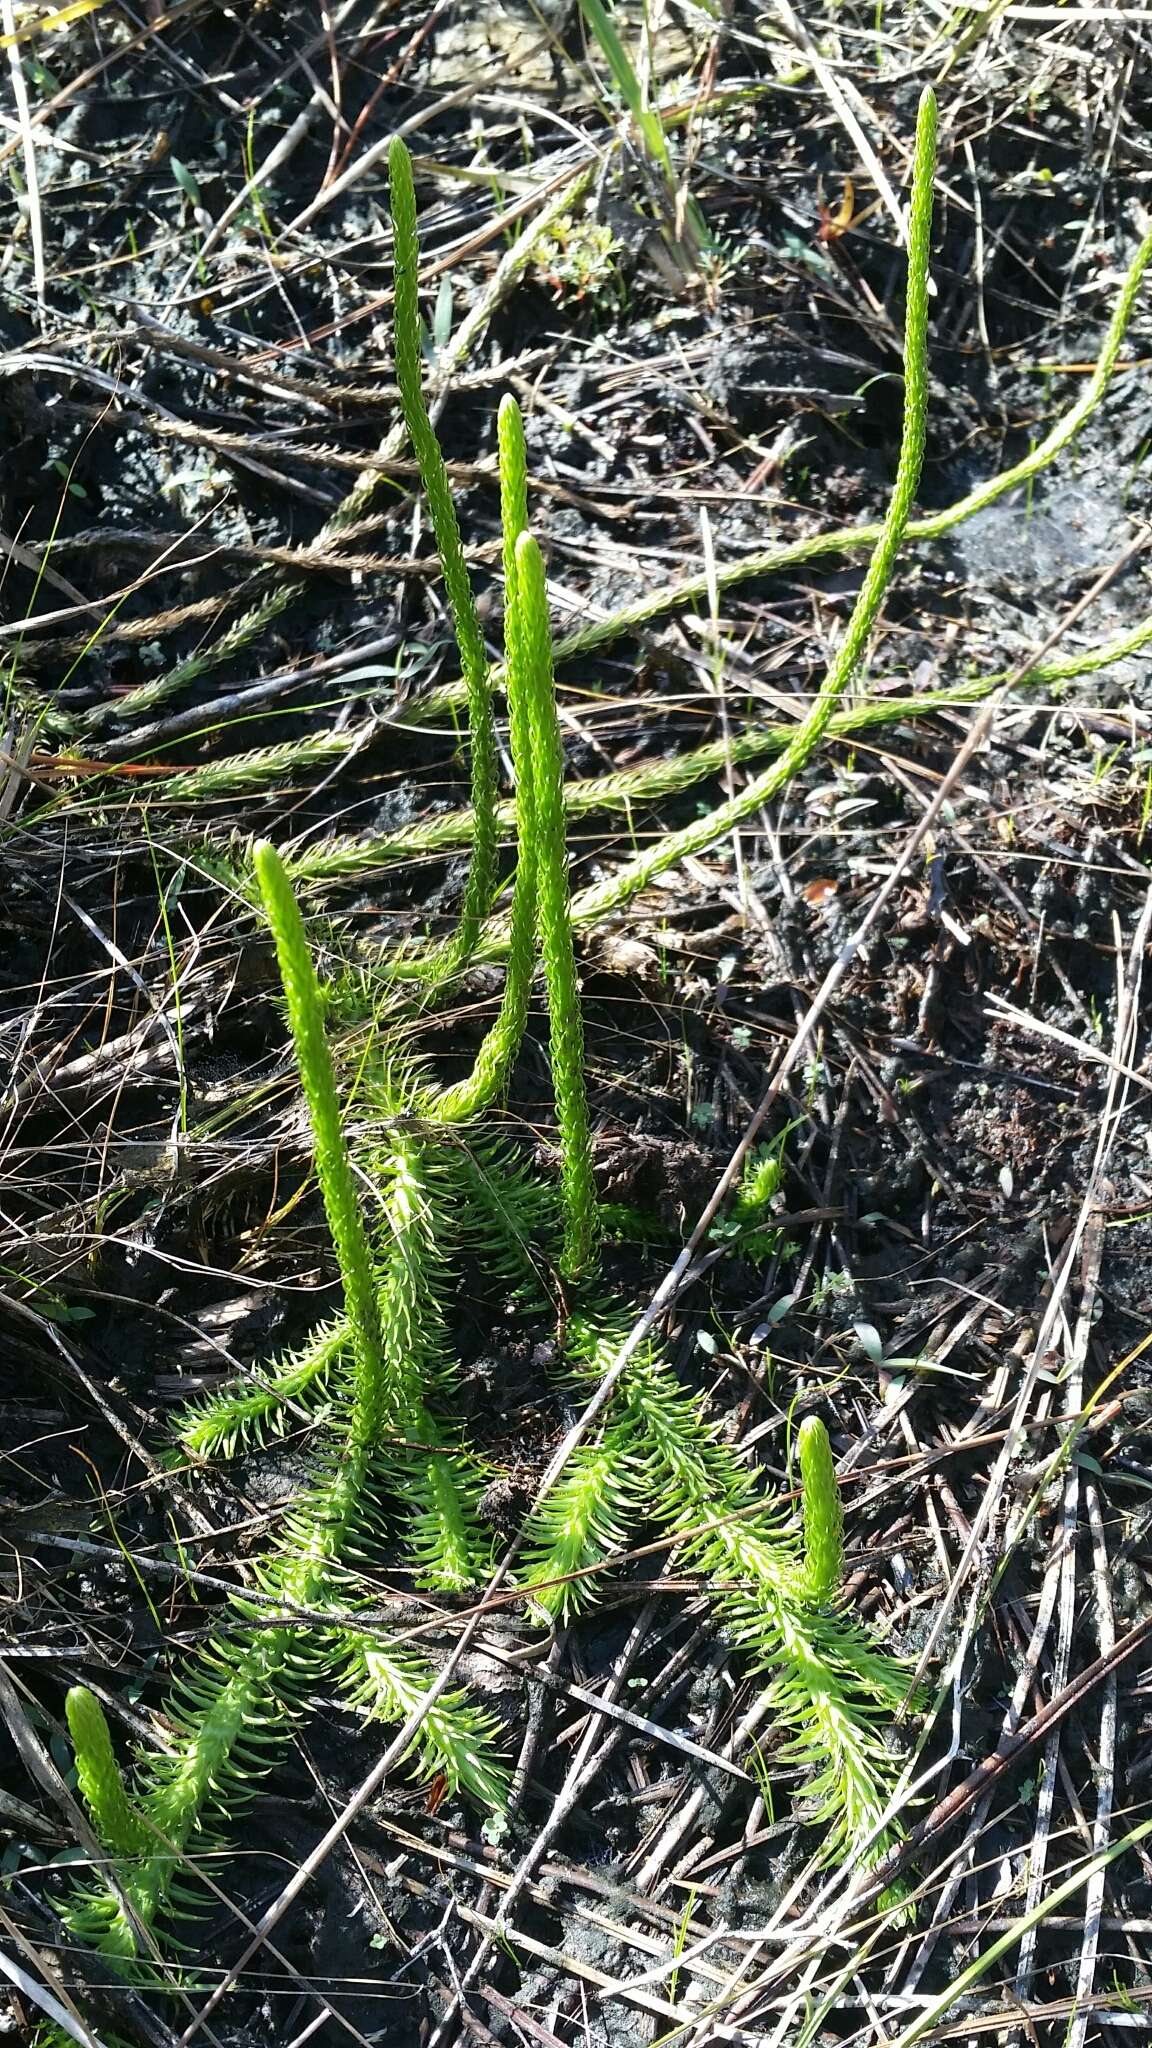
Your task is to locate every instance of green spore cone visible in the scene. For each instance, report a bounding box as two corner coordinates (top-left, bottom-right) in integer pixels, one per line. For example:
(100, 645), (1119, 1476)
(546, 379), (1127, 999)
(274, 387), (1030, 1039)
(498, 391), (530, 650)
(66, 1687), (151, 1862)
(515, 531), (599, 1278)
(798, 1415), (845, 1605)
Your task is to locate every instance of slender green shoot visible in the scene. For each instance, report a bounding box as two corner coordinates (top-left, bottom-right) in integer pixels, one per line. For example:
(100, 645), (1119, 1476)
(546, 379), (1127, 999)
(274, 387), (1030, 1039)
(429, 396), (536, 1122)
(559, 84), (937, 932)
(252, 842), (385, 1426)
(514, 531), (599, 1278)
(387, 135), (499, 971)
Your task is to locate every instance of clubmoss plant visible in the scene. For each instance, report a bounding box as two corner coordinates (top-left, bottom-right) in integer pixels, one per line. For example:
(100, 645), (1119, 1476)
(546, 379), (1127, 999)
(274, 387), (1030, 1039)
(429, 404), (597, 1271)
(63, 99), (938, 1981)
(301, 88), (935, 959)
(513, 529), (599, 1278)
(80, 140), (1152, 753)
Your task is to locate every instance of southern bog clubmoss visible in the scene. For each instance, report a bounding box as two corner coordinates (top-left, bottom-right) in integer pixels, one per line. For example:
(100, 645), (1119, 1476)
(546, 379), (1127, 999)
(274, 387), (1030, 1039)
(61, 94), (938, 1977)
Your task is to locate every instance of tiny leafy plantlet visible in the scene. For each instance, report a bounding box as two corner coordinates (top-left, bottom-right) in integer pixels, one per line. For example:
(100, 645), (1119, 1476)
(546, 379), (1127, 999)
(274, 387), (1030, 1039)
(61, 103), (938, 1990)
(532, 209), (622, 305)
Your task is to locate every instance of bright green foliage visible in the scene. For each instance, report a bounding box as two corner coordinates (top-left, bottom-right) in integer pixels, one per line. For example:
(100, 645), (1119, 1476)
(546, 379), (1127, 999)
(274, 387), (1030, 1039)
(496, 396), (535, 996)
(66, 1316), (505, 1960)
(66, 1447), (379, 1957)
(430, 408), (599, 1280)
(288, 91), (938, 966)
(174, 1318), (348, 1462)
(497, 391), (530, 630)
(62, 916), (512, 1968)
(636, 1358), (907, 1864)
(64, 860), (463, 1953)
(387, 135), (499, 972)
(452, 1134), (559, 1293)
(798, 1416), (845, 1606)
(342, 1635), (508, 1809)
(66, 1688), (151, 1862)
(725, 1566), (908, 1862)
(519, 1315), (910, 1865)
(521, 1418), (643, 1619)
(81, 124), (1152, 753)
(368, 1127), (492, 1590)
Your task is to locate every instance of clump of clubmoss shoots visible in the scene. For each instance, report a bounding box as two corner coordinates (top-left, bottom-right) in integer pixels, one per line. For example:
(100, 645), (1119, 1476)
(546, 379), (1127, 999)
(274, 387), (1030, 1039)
(58, 100), (938, 1988)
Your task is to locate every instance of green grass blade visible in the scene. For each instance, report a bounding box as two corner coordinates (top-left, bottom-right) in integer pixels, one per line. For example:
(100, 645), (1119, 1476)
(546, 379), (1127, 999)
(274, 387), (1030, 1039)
(578, 0), (671, 171)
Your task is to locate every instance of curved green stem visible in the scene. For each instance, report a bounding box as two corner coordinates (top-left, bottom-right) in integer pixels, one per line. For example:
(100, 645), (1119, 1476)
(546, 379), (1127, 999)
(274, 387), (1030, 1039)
(547, 202), (1152, 671)
(265, 601), (1152, 885)
(558, 85), (936, 930)
(388, 136), (499, 973)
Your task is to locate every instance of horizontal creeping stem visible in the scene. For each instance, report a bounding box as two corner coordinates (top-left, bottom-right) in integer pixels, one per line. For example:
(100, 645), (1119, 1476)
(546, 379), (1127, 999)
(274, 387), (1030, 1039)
(72, 165), (1152, 756)
(84, 594), (1152, 832)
